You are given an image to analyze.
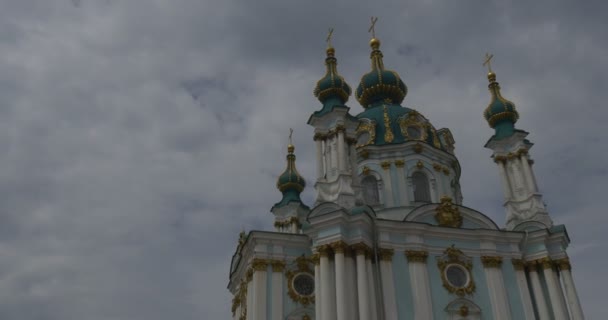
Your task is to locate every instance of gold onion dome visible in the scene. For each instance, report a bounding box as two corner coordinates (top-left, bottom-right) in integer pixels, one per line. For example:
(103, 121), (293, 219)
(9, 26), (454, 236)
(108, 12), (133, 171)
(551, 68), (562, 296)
(483, 71), (519, 138)
(355, 37), (408, 108)
(313, 46), (352, 105)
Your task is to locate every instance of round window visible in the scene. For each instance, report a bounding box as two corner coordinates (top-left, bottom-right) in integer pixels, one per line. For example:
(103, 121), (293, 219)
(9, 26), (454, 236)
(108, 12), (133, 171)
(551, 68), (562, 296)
(292, 273), (315, 296)
(445, 264), (469, 288)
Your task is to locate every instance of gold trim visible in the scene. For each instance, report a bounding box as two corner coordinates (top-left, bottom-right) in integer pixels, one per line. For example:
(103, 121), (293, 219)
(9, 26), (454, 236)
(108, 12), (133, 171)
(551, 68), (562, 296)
(286, 256), (315, 306)
(362, 166), (371, 175)
(511, 258), (525, 271)
(481, 256), (503, 268)
(555, 258), (571, 271)
(413, 143), (423, 153)
(405, 250), (428, 263)
(539, 257), (553, 270)
(416, 160), (424, 169)
(271, 260), (286, 272)
(383, 105), (394, 143)
(433, 163), (442, 171)
(317, 244), (332, 257)
(331, 241), (349, 254)
(395, 159), (405, 168)
(310, 254), (320, 265)
(356, 119), (376, 148)
(398, 111), (428, 142)
(434, 196), (463, 228)
(437, 245), (475, 296)
(379, 248), (394, 261)
(381, 160), (391, 170)
(351, 243), (370, 256)
(252, 258), (268, 271)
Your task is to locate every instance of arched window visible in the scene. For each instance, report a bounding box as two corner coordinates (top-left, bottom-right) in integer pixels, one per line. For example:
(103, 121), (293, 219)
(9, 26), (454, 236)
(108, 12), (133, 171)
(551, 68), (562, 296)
(412, 171), (431, 202)
(362, 175), (380, 205)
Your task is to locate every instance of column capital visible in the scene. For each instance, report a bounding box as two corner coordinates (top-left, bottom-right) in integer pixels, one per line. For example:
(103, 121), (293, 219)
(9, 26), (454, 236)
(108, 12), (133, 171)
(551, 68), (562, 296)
(381, 160), (391, 170)
(511, 258), (525, 271)
(252, 258), (268, 271)
(405, 250), (428, 263)
(246, 268), (254, 282)
(555, 257), (571, 271)
(310, 253), (320, 265)
(378, 248), (394, 261)
(539, 257), (553, 270)
(271, 260), (286, 272)
(494, 155), (507, 163)
(317, 244), (332, 257)
(330, 240), (349, 254)
(481, 256), (503, 268)
(313, 132), (327, 141)
(351, 242), (370, 256)
(395, 159), (405, 168)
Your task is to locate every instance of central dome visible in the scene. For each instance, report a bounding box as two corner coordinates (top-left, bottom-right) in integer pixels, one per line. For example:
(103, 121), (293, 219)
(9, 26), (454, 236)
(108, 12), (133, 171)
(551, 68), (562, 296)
(355, 38), (408, 108)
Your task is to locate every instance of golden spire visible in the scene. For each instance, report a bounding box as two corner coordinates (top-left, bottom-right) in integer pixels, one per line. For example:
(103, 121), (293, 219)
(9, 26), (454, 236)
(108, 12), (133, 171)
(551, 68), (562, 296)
(325, 28), (335, 57)
(368, 16), (381, 49)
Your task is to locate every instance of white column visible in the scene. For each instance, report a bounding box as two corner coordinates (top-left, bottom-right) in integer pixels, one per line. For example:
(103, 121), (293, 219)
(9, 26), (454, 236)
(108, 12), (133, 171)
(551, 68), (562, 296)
(512, 260), (536, 320)
(557, 259), (584, 319)
(314, 257), (322, 320)
(320, 247), (332, 320)
(406, 250), (433, 320)
(366, 256), (378, 319)
(520, 154), (539, 192)
(316, 139), (324, 179)
(354, 245), (371, 320)
(346, 253), (358, 320)
(395, 162), (408, 206)
(328, 259), (337, 319)
(246, 271), (254, 320)
(337, 129), (345, 171)
(333, 243), (348, 320)
(291, 221), (297, 234)
(481, 257), (512, 320)
(497, 160), (513, 200)
(528, 262), (550, 320)
(540, 259), (568, 320)
(271, 262), (284, 320)
(252, 261), (267, 320)
(379, 249), (398, 320)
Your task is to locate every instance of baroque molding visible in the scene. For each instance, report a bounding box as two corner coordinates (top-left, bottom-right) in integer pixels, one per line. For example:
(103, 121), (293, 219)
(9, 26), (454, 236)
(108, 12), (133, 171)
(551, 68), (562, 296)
(379, 248), (394, 261)
(435, 196), (463, 228)
(511, 258), (525, 271)
(481, 256), (503, 268)
(405, 250), (428, 263)
(555, 257), (571, 271)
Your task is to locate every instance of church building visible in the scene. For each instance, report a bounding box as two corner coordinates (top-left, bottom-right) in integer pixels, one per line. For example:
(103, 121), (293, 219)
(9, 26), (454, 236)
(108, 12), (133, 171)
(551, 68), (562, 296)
(227, 25), (585, 320)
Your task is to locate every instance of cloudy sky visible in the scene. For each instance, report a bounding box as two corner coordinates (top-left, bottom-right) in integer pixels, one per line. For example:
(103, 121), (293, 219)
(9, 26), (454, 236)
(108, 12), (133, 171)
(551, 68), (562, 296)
(0, 0), (605, 319)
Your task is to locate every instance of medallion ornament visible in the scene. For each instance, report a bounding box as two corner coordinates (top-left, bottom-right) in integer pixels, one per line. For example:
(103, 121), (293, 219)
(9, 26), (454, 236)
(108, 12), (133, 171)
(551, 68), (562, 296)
(286, 255), (315, 306)
(434, 196), (463, 228)
(437, 245), (475, 296)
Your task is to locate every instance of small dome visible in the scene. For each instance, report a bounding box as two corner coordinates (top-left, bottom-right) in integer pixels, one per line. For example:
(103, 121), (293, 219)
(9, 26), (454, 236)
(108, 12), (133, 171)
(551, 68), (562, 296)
(276, 145), (306, 193)
(313, 47), (352, 105)
(483, 72), (519, 129)
(355, 38), (408, 108)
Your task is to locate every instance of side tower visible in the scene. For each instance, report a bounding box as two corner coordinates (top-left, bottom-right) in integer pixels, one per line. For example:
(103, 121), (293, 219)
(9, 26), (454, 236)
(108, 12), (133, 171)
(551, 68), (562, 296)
(482, 57), (552, 230)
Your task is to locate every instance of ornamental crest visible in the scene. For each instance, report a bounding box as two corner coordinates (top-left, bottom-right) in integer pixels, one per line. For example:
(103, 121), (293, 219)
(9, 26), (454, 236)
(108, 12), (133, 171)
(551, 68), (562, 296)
(286, 255), (315, 306)
(437, 245), (475, 296)
(435, 196), (463, 228)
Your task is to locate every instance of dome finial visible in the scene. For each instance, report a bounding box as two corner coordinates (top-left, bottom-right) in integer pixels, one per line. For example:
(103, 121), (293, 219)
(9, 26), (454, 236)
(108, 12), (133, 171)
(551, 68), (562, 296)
(368, 16), (381, 50)
(313, 28), (352, 106)
(482, 53), (519, 138)
(287, 128), (294, 154)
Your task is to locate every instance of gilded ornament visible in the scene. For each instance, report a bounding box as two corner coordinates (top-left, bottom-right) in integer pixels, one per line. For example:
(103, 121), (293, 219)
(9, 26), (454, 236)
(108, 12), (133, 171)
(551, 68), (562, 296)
(416, 160), (424, 169)
(362, 166), (371, 175)
(539, 257), (553, 270)
(246, 268), (253, 282)
(434, 196), (463, 228)
(555, 258), (571, 271)
(524, 260), (539, 271)
(310, 253), (320, 265)
(302, 315), (311, 320)
(460, 305), (469, 317)
(395, 159), (405, 168)
(383, 105), (395, 143)
(313, 132), (326, 141)
(493, 155), (507, 163)
(511, 259), (525, 271)
(413, 143), (423, 153)
(442, 167), (450, 175)
(381, 160), (391, 170)
(437, 245), (475, 296)
(360, 150), (369, 159)
(271, 260), (286, 272)
(433, 163), (442, 171)
(481, 256), (503, 268)
(351, 243), (370, 256)
(252, 258), (268, 271)
(331, 241), (349, 254)
(286, 256), (315, 305)
(405, 250), (428, 263)
(317, 244), (332, 257)
(398, 112), (427, 142)
(379, 248), (394, 261)
(356, 119), (376, 148)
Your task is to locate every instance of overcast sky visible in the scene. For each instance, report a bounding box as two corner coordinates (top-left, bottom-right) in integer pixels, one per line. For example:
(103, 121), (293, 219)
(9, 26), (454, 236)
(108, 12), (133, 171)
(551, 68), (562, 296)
(0, 0), (605, 319)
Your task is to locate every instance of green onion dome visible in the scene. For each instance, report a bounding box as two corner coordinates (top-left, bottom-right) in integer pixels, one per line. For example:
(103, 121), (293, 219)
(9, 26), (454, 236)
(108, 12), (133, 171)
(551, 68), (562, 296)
(355, 38), (408, 108)
(483, 72), (519, 138)
(276, 144), (306, 195)
(313, 47), (352, 105)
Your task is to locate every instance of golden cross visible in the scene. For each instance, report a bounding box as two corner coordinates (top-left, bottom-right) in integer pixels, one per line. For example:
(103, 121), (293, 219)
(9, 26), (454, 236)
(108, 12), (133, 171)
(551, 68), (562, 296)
(289, 128), (293, 145)
(369, 16), (379, 38)
(483, 52), (494, 73)
(326, 28), (334, 47)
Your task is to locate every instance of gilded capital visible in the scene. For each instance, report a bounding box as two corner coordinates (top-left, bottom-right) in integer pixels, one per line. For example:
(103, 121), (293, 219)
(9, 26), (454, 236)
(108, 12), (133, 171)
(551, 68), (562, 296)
(317, 244), (332, 257)
(555, 258), (571, 271)
(331, 241), (349, 254)
(481, 256), (503, 268)
(539, 257), (553, 270)
(395, 159), (405, 168)
(378, 248), (394, 261)
(351, 243), (370, 256)
(271, 260), (286, 272)
(252, 258), (268, 271)
(246, 268), (253, 282)
(405, 250), (428, 263)
(511, 258), (525, 271)
(381, 160), (391, 170)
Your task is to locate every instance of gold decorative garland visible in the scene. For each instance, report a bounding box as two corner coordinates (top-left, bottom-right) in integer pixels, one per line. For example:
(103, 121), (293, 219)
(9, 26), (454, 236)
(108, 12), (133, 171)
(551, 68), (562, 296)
(437, 245), (475, 296)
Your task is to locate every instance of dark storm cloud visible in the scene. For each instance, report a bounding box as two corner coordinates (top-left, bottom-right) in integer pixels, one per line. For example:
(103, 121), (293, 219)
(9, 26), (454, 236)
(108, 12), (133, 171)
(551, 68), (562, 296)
(0, 0), (605, 319)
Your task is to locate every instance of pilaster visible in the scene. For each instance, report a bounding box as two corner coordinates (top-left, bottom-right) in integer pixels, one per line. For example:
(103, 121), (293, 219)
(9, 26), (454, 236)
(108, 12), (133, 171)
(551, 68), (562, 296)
(526, 260), (550, 319)
(481, 256), (512, 320)
(539, 258), (568, 320)
(511, 259), (536, 320)
(379, 248), (398, 320)
(405, 250), (433, 320)
(556, 258), (584, 319)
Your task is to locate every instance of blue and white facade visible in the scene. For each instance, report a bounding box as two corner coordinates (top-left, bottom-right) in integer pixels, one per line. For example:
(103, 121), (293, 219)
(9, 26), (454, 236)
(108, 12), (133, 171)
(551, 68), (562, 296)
(227, 37), (584, 320)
